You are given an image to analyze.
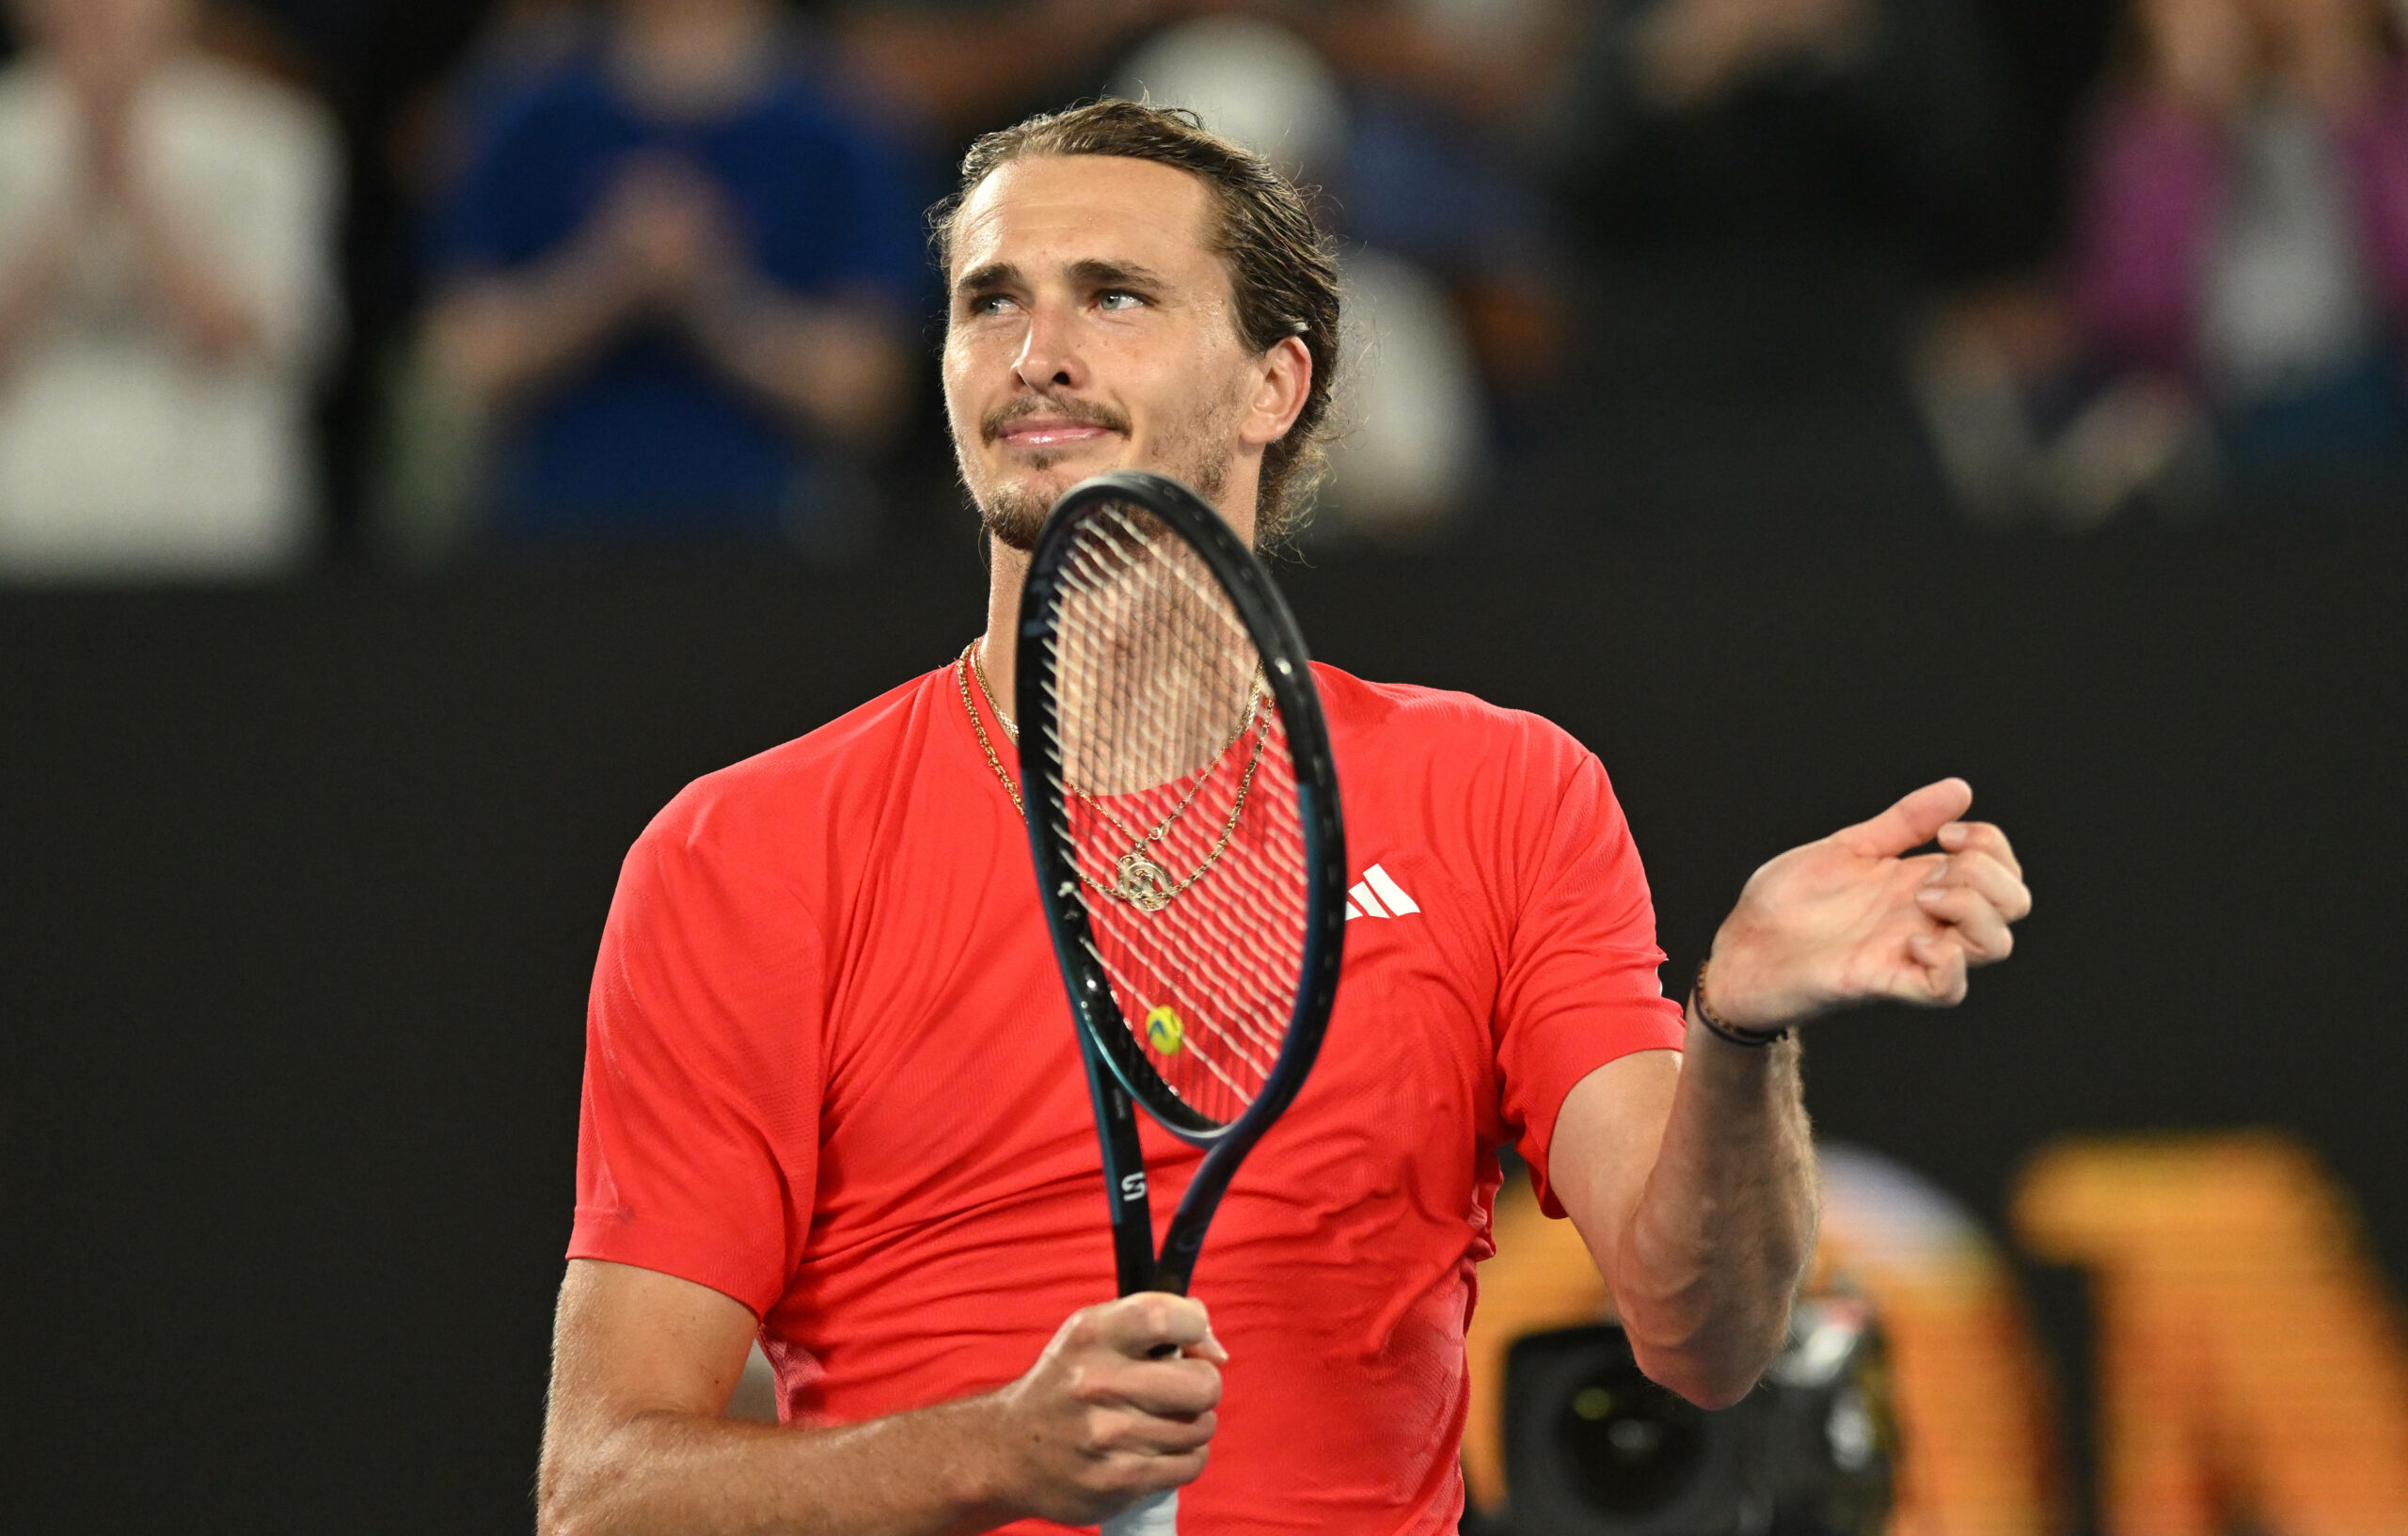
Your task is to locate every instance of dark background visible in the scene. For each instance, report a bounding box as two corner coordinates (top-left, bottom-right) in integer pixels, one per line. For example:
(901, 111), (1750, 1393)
(7, 517), (2404, 1532)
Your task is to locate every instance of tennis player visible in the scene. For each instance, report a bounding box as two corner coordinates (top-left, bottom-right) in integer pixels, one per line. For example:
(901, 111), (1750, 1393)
(537, 101), (2031, 1536)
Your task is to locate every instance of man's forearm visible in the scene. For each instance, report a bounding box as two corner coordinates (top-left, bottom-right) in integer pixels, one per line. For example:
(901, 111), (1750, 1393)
(1562, 783), (2023, 1407)
(1612, 1006), (1816, 1408)
(544, 1265), (1215, 1536)
(539, 1389), (1019, 1536)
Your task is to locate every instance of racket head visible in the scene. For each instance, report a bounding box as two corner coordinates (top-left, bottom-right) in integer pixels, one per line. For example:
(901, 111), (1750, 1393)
(1017, 471), (1345, 1147)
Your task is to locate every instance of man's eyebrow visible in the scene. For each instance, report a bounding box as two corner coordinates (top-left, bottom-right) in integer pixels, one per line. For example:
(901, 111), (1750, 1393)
(954, 258), (1171, 298)
(953, 261), (1021, 297)
(1065, 259), (1168, 292)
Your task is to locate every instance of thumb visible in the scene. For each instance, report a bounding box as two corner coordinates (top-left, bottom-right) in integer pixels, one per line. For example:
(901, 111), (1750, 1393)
(1832, 778), (1973, 858)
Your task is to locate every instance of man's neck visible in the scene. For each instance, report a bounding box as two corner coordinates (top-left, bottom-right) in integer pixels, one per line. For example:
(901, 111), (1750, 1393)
(976, 538), (1032, 722)
(972, 465), (1263, 718)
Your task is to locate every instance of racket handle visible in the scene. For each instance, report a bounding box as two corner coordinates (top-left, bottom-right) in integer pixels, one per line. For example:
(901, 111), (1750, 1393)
(1101, 1488), (1177, 1536)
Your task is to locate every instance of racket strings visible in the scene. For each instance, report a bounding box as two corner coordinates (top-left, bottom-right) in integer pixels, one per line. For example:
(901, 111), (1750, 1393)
(1038, 500), (1312, 1128)
(1053, 511), (1260, 794)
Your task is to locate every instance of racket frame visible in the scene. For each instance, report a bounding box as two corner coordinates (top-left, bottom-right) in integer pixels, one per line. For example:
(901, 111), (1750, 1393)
(1017, 470), (1346, 1296)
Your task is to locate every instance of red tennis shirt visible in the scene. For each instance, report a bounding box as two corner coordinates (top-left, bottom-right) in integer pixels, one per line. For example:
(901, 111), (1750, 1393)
(571, 658), (1686, 1534)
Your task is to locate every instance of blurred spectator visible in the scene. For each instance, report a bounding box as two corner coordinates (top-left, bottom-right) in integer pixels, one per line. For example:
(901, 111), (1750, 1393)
(1310, 0), (1574, 487)
(0, 0), (340, 579)
(1527, 0), (2020, 529)
(2068, 0), (2408, 513)
(1113, 11), (1493, 539)
(1912, 277), (2221, 530)
(418, 0), (924, 558)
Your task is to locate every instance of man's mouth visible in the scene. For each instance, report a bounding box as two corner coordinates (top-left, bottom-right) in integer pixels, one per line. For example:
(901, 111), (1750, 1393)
(984, 399), (1131, 453)
(998, 420), (1115, 451)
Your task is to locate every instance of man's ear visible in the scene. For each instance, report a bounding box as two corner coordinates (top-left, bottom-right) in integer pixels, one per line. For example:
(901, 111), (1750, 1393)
(1239, 335), (1313, 449)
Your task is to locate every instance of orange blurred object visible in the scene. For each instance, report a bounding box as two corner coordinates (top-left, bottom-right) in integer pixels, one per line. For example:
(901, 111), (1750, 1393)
(2015, 1132), (2408, 1536)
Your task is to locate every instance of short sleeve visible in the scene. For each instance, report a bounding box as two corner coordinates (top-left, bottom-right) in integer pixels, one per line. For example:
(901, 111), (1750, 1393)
(569, 802), (825, 1319)
(1493, 749), (1686, 1217)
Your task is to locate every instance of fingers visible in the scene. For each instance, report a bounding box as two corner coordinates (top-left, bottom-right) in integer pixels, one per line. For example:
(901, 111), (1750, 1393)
(1088, 1444), (1211, 1524)
(1834, 778), (1975, 859)
(1091, 1293), (1224, 1364)
(1949, 846), (2030, 919)
(1916, 823), (2033, 965)
(1091, 1401), (1219, 1453)
(1085, 1355), (1224, 1419)
(1005, 1301), (1223, 1525)
(1937, 818), (2025, 884)
(1069, 1348), (1216, 1490)
(1915, 881), (2015, 960)
(1063, 1416), (1210, 1521)
(1906, 932), (1970, 1005)
(1062, 1297), (1226, 1417)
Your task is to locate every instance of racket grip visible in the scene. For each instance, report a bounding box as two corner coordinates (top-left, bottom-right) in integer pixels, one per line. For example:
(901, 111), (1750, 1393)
(1101, 1488), (1177, 1536)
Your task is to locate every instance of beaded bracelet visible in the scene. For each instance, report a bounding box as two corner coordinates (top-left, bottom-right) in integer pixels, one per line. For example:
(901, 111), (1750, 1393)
(1690, 959), (1791, 1048)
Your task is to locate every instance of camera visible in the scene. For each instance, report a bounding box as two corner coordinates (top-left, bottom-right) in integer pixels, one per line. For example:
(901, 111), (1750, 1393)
(1490, 1297), (1893, 1536)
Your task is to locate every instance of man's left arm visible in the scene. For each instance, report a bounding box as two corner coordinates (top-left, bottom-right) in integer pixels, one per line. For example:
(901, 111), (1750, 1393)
(1549, 777), (2032, 1407)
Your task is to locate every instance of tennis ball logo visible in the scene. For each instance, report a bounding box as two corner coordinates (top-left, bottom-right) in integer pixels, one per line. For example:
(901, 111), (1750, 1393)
(1145, 1006), (1185, 1055)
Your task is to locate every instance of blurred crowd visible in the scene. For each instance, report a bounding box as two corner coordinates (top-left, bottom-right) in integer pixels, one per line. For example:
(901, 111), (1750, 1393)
(0, 0), (2402, 580)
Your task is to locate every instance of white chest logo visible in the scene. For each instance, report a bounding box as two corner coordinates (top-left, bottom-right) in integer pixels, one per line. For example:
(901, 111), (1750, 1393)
(1343, 863), (1420, 922)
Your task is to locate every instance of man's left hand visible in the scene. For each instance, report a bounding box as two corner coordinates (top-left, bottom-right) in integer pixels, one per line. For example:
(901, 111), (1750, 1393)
(1701, 778), (2031, 1033)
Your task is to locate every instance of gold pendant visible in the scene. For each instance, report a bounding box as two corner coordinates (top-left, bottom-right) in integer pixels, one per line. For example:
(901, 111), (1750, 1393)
(1114, 852), (1173, 911)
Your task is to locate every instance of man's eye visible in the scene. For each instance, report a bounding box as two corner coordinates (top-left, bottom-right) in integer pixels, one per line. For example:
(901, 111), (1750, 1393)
(966, 293), (1013, 316)
(1098, 290), (1147, 311)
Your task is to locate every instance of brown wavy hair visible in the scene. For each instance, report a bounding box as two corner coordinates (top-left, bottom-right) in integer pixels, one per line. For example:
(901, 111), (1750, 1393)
(932, 100), (1342, 546)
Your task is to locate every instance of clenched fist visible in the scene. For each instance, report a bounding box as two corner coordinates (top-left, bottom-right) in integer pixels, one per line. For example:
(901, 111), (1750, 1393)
(984, 1293), (1228, 1526)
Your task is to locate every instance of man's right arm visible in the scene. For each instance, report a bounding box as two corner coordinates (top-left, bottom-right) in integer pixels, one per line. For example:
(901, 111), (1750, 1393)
(537, 1259), (1224, 1536)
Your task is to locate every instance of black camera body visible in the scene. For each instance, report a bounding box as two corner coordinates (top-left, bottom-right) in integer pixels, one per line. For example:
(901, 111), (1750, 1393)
(1494, 1298), (1893, 1536)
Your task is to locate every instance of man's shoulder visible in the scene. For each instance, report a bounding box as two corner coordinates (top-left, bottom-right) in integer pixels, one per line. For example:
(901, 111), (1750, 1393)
(634, 664), (953, 866)
(1312, 662), (1594, 771)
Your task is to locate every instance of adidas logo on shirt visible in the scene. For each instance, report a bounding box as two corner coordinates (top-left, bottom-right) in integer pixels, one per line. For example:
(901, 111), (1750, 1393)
(1343, 863), (1419, 922)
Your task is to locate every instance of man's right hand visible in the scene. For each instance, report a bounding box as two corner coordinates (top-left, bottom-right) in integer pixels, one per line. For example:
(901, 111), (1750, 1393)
(982, 1294), (1227, 1527)
(542, 1262), (1227, 1536)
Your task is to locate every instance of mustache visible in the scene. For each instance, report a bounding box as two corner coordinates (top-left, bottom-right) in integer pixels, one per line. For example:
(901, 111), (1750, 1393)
(982, 394), (1132, 443)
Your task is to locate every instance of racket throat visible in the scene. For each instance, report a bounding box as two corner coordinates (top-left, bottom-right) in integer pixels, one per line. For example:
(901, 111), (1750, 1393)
(1083, 1054), (1162, 1296)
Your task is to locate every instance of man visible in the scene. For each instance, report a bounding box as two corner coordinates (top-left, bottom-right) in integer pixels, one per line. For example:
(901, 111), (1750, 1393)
(538, 101), (2030, 1535)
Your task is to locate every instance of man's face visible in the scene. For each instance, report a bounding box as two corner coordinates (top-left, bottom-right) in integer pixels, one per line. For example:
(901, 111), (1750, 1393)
(943, 155), (1266, 551)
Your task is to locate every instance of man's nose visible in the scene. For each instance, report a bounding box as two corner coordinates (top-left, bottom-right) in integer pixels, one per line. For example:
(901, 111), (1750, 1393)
(1012, 302), (1085, 391)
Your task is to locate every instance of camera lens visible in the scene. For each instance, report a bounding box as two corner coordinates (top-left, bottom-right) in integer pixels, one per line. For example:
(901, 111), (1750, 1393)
(1552, 1356), (1709, 1514)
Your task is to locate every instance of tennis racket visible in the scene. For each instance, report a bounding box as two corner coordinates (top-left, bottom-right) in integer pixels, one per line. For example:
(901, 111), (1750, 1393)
(1015, 471), (1348, 1536)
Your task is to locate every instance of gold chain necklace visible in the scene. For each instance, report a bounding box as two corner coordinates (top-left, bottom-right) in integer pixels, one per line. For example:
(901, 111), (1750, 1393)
(968, 641), (1022, 739)
(971, 640), (1258, 848)
(957, 640), (1267, 911)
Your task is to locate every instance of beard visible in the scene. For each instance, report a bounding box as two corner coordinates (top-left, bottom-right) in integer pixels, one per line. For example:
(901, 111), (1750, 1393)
(960, 390), (1235, 553)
